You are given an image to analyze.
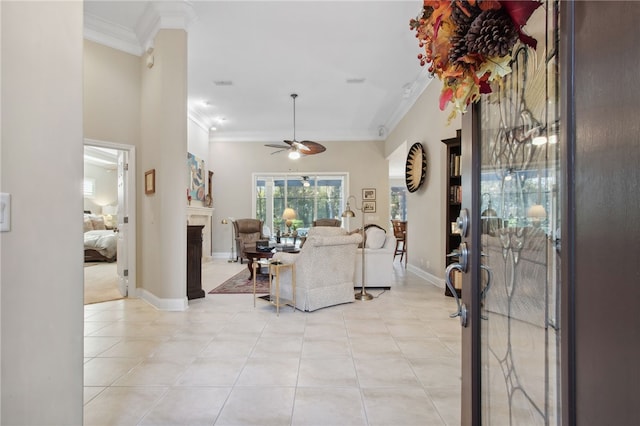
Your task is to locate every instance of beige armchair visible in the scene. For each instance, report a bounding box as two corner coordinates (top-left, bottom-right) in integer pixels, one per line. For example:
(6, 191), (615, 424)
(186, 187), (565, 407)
(233, 218), (265, 264)
(272, 227), (362, 311)
(312, 218), (342, 227)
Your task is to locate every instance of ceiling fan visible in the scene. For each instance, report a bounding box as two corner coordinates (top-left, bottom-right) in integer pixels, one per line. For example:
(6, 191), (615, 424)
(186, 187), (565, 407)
(265, 93), (326, 159)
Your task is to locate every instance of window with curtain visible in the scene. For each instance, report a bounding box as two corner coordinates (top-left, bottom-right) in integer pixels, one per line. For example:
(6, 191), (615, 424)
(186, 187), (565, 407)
(254, 173), (347, 235)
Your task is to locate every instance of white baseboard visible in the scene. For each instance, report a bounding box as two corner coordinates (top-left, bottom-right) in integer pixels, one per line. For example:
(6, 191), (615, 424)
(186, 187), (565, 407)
(137, 288), (188, 311)
(213, 251), (236, 260)
(406, 264), (445, 289)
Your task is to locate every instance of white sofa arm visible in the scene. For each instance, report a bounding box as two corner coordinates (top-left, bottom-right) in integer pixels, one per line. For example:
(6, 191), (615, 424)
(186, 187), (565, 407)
(354, 235), (396, 287)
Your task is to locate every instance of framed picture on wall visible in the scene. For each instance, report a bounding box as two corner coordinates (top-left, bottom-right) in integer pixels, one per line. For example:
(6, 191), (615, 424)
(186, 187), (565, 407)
(363, 201), (376, 213)
(145, 169), (155, 195)
(363, 188), (376, 200)
(187, 152), (206, 201)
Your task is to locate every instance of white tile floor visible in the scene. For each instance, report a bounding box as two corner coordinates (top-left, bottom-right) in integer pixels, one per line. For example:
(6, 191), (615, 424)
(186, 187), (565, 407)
(84, 259), (461, 425)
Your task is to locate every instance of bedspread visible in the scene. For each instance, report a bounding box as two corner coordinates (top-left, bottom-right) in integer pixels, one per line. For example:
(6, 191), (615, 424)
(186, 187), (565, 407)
(84, 230), (117, 260)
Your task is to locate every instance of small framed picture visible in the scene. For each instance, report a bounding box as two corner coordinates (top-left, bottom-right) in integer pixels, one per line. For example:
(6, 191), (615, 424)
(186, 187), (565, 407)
(145, 169), (156, 195)
(362, 201), (376, 213)
(362, 188), (376, 200)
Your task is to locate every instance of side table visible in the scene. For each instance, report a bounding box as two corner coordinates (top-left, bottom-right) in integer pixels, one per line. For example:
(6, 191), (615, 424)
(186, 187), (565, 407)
(253, 260), (296, 316)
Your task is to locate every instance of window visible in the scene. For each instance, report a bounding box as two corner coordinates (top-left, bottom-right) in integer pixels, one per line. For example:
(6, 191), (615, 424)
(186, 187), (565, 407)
(254, 173), (347, 235)
(83, 178), (96, 198)
(390, 185), (407, 220)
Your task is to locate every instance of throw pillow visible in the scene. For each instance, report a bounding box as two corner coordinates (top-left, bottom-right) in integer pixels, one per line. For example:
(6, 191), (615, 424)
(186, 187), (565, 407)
(83, 215), (94, 232)
(89, 214), (106, 230)
(365, 226), (386, 249)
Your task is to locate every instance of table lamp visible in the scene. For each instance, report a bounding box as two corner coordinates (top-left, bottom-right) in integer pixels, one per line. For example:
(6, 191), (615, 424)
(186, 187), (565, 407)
(282, 208), (296, 234)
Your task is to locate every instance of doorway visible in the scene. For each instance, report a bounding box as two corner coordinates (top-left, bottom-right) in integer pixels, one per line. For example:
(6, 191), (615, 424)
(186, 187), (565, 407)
(83, 139), (136, 303)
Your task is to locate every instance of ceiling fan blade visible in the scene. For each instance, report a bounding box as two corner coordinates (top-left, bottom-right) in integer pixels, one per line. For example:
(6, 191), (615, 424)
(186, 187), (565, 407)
(283, 140), (295, 147)
(299, 140), (326, 155)
(291, 141), (311, 152)
(265, 144), (290, 149)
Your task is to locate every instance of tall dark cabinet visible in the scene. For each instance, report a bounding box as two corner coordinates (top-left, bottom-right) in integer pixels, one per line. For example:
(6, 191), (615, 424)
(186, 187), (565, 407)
(442, 129), (462, 296)
(187, 225), (205, 300)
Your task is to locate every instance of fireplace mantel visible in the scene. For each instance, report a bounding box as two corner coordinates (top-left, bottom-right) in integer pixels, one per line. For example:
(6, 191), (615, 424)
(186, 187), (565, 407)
(187, 206), (213, 261)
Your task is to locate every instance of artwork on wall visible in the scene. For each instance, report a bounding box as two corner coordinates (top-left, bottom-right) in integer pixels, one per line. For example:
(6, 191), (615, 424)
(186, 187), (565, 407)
(363, 188), (376, 200)
(205, 171), (214, 207)
(187, 152), (205, 201)
(363, 201), (376, 213)
(145, 169), (155, 195)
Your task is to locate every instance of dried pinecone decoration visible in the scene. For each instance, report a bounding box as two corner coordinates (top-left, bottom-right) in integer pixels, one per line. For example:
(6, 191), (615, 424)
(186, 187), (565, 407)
(465, 9), (519, 58)
(448, 2), (482, 64)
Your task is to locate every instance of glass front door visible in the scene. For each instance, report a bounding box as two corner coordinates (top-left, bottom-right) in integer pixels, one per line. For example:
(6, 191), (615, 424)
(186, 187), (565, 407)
(461, 1), (562, 423)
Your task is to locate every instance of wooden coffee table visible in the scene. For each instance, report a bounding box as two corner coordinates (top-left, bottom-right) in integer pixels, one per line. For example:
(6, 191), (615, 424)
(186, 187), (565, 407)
(244, 249), (274, 279)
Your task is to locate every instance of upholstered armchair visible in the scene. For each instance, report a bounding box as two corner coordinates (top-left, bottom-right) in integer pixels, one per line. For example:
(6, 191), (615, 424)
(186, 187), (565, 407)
(233, 218), (265, 264)
(312, 218), (342, 227)
(271, 226), (362, 312)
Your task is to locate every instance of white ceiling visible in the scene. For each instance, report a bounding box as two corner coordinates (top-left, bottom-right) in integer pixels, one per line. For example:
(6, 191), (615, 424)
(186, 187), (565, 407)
(84, 0), (432, 146)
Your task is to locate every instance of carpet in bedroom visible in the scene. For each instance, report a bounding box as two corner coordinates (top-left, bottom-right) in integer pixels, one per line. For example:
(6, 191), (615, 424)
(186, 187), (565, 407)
(208, 269), (271, 294)
(84, 262), (122, 304)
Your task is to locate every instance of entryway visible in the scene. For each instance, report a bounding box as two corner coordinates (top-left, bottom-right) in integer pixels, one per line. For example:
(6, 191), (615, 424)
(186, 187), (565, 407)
(83, 139), (136, 303)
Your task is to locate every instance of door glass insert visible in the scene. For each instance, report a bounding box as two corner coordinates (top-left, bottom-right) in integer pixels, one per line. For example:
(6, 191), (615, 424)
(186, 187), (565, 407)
(478, 1), (561, 424)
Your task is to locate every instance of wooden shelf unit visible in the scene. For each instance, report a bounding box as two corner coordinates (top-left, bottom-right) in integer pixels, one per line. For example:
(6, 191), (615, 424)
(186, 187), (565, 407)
(442, 129), (462, 297)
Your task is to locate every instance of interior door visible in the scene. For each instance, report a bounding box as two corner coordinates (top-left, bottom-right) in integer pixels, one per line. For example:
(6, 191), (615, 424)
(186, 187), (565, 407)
(116, 150), (128, 297)
(456, 2), (562, 424)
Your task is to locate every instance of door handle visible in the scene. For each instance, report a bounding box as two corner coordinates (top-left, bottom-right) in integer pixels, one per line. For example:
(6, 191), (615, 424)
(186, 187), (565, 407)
(445, 263), (468, 327)
(479, 264), (493, 320)
(456, 208), (469, 237)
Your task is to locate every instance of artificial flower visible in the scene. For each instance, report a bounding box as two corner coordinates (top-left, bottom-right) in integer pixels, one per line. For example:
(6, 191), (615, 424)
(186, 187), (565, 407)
(410, 0), (541, 121)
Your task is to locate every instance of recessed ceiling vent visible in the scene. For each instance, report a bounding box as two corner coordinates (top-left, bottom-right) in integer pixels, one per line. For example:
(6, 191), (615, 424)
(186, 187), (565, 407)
(346, 78), (366, 84)
(213, 80), (233, 86)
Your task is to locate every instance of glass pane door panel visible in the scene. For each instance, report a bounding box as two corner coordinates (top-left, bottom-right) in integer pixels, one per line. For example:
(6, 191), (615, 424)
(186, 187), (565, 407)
(478, 2), (561, 424)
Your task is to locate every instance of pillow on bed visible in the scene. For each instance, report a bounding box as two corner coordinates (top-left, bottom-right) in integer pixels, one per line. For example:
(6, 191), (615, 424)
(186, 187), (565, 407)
(83, 215), (94, 232)
(89, 214), (106, 230)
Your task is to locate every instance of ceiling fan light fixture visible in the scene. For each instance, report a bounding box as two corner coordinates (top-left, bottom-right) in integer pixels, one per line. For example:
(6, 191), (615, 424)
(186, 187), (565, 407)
(288, 150), (301, 160)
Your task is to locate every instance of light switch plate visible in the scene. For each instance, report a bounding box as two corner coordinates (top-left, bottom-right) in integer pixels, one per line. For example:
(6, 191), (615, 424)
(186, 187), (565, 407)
(0, 193), (10, 232)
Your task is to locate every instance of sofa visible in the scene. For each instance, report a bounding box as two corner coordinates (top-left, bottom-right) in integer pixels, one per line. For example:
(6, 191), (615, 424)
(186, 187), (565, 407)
(271, 226), (362, 311)
(354, 226), (396, 288)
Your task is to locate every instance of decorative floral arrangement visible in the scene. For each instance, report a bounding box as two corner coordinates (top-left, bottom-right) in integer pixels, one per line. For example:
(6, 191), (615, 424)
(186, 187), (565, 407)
(410, 0), (541, 121)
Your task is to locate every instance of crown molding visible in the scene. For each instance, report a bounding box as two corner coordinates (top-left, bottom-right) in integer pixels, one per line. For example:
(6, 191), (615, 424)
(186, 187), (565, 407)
(84, 14), (143, 56)
(188, 111), (212, 133)
(208, 129), (384, 144)
(136, 1), (198, 53)
(383, 67), (434, 135)
(84, 1), (197, 56)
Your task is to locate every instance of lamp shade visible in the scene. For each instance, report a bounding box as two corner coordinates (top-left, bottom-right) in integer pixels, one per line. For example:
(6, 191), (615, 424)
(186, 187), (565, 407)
(527, 204), (547, 219)
(282, 208), (296, 220)
(341, 207), (355, 218)
(102, 205), (117, 215)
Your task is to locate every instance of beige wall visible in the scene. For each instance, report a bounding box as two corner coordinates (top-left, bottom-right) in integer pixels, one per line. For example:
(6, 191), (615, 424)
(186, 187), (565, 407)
(1, 2), (84, 423)
(83, 40), (141, 145)
(209, 139), (389, 253)
(385, 81), (462, 282)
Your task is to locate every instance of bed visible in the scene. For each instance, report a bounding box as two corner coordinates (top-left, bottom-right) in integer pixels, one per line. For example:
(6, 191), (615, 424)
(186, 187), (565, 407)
(84, 213), (117, 262)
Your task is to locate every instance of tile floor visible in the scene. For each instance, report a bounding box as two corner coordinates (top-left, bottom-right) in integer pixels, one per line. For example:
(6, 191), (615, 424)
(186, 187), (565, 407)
(84, 259), (461, 425)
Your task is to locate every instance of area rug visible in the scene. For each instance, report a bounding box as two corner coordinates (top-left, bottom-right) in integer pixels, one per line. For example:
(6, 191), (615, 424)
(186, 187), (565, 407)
(209, 270), (270, 294)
